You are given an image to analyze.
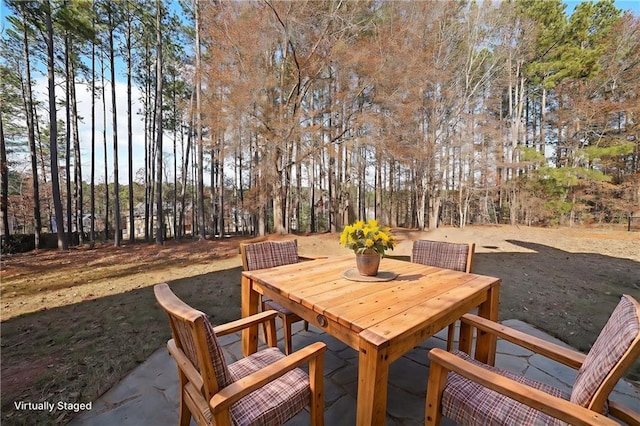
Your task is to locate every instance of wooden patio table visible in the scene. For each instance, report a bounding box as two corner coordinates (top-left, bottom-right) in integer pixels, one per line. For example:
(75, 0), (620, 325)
(241, 255), (501, 425)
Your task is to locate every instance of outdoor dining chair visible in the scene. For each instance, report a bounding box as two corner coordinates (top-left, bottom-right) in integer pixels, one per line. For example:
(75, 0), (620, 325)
(240, 239), (313, 355)
(411, 240), (476, 349)
(154, 283), (326, 426)
(425, 294), (640, 426)
(411, 240), (475, 273)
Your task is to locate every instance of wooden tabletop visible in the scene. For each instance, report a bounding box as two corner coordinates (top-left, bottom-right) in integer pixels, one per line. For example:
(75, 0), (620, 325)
(243, 255), (500, 350)
(242, 254), (501, 425)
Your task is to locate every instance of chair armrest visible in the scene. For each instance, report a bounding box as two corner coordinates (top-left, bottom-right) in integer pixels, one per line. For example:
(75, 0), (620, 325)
(213, 310), (279, 336)
(461, 314), (585, 369)
(209, 341), (327, 413)
(428, 348), (618, 426)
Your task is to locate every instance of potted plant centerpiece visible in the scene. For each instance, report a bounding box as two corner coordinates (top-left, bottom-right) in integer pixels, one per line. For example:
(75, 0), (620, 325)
(340, 219), (396, 276)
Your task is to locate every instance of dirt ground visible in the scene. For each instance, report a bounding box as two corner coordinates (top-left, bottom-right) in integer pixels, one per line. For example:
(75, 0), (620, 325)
(1, 224), (639, 424)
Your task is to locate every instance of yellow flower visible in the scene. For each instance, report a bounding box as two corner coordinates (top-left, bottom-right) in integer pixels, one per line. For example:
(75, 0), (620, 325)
(339, 219), (395, 255)
(340, 232), (347, 245)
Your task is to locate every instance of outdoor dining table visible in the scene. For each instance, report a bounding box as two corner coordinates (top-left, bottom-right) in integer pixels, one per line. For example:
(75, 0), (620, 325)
(241, 254), (501, 425)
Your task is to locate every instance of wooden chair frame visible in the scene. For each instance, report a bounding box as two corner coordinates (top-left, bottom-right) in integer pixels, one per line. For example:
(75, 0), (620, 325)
(425, 307), (640, 426)
(154, 283), (326, 426)
(240, 239), (320, 355)
(410, 240), (475, 274)
(411, 240), (476, 350)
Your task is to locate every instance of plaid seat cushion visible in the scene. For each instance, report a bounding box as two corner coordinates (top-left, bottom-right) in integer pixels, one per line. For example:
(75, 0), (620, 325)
(412, 240), (470, 272)
(570, 295), (639, 407)
(245, 240), (299, 270)
(221, 347), (310, 426)
(442, 350), (569, 426)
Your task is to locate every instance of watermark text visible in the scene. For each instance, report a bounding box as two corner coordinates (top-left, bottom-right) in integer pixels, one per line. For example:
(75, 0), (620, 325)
(14, 400), (92, 413)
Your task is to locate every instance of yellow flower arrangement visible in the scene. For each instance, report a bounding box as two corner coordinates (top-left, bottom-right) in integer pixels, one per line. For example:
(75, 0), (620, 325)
(339, 219), (396, 255)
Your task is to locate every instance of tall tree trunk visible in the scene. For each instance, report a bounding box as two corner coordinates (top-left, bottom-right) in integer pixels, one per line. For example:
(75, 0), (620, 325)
(211, 146), (218, 236)
(375, 152), (382, 223)
(388, 160), (396, 227)
(211, 146), (217, 236)
(309, 152), (316, 233)
(45, 1), (67, 250)
(108, 6), (121, 246)
(148, 95), (156, 238)
(21, 7), (41, 248)
(65, 35), (73, 244)
(126, 12), (134, 242)
(416, 172), (427, 230)
(195, 0), (205, 240)
(272, 146), (286, 235)
(295, 141), (302, 232)
(217, 140), (224, 237)
(155, 0), (164, 245)
(172, 70), (177, 239)
(179, 91), (195, 239)
(540, 85), (547, 156)
(0, 113), (9, 239)
(70, 56), (83, 244)
(101, 51), (109, 241)
(90, 21), (96, 248)
(144, 41), (151, 241)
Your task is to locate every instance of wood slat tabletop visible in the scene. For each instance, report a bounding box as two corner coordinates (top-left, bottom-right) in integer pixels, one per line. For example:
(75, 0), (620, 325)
(242, 254), (501, 425)
(243, 255), (499, 344)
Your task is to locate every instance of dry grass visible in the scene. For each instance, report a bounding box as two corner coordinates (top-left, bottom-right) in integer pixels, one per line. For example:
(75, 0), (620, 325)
(1, 239), (244, 425)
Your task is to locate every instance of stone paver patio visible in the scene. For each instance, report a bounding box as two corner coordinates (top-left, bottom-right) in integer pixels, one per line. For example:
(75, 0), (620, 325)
(71, 321), (639, 425)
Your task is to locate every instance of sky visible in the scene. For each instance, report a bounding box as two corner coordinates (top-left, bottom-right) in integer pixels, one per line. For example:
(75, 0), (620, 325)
(565, 0), (640, 14)
(1, 0), (639, 185)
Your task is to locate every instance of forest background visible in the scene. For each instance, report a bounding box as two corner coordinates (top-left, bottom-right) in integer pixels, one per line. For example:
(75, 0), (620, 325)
(1, 0), (640, 253)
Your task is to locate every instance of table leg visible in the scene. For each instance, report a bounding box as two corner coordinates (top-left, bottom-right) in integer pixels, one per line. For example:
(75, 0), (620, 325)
(356, 338), (389, 426)
(458, 320), (473, 355)
(474, 282), (500, 365)
(241, 275), (259, 357)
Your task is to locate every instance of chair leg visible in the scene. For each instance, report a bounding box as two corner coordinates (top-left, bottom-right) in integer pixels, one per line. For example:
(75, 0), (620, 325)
(303, 320), (309, 331)
(446, 322), (456, 351)
(425, 362), (447, 426)
(308, 350), (325, 426)
(283, 316), (293, 355)
(260, 299), (269, 345)
(178, 377), (191, 426)
(178, 399), (191, 426)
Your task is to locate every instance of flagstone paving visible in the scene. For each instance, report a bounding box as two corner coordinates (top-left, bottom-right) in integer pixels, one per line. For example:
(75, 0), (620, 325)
(71, 320), (639, 425)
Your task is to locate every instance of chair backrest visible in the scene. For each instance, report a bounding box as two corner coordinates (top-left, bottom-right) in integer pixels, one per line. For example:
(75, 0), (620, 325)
(411, 240), (475, 273)
(570, 294), (640, 412)
(154, 283), (233, 402)
(240, 239), (300, 271)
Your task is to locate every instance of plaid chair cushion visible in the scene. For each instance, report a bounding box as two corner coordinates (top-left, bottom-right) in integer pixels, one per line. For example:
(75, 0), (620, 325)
(412, 240), (470, 272)
(245, 240), (299, 271)
(203, 316), (234, 389)
(221, 347), (310, 426)
(570, 295), (639, 407)
(442, 350), (568, 426)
